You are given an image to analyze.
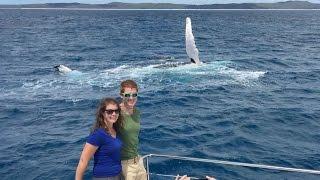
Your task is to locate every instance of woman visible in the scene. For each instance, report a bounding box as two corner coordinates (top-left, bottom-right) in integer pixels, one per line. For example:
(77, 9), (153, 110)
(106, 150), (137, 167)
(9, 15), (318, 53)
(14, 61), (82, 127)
(117, 80), (147, 180)
(76, 98), (123, 180)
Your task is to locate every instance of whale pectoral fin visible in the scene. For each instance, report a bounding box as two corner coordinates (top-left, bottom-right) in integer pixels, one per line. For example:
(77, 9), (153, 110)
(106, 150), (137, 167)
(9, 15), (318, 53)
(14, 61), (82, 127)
(186, 17), (200, 64)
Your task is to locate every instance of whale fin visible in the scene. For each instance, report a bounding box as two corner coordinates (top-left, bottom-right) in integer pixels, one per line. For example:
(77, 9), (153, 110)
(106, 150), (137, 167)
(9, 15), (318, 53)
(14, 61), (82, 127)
(186, 17), (200, 65)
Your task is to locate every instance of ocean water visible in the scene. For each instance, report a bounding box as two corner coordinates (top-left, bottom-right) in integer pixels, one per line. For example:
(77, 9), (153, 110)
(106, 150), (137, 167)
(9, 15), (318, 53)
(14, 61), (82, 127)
(0, 9), (320, 180)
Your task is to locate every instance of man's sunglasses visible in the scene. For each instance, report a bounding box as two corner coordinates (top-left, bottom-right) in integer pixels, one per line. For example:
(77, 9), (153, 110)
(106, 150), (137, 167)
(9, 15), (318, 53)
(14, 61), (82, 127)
(122, 93), (138, 98)
(104, 109), (120, 115)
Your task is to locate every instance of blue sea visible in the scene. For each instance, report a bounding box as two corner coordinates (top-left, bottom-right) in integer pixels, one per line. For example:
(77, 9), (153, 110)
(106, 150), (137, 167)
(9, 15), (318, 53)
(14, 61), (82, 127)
(0, 9), (320, 180)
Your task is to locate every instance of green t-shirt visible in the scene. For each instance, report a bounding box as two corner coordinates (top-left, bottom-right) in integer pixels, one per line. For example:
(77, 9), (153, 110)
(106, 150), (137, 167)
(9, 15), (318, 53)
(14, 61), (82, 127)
(119, 108), (141, 160)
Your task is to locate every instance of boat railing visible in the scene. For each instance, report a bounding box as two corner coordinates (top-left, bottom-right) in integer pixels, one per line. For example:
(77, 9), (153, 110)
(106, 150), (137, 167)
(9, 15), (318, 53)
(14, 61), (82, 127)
(141, 153), (320, 179)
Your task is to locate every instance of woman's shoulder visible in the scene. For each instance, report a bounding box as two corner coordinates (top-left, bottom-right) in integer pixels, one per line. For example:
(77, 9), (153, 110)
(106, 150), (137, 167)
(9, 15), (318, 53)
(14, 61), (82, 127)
(90, 128), (106, 136)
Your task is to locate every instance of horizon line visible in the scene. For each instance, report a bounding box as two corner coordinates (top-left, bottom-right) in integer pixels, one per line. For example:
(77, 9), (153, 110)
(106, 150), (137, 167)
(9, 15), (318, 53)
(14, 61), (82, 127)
(0, 1), (319, 6)
(1, 7), (319, 10)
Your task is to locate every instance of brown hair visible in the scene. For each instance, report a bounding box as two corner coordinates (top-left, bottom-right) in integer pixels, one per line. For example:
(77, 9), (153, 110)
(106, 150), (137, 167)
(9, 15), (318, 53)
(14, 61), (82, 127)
(120, 79), (138, 95)
(91, 98), (123, 133)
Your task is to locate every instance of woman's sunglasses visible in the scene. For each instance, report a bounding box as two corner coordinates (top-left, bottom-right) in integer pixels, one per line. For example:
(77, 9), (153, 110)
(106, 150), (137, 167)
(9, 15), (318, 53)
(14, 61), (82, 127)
(122, 93), (138, 98)
(104, 109), (120, 115)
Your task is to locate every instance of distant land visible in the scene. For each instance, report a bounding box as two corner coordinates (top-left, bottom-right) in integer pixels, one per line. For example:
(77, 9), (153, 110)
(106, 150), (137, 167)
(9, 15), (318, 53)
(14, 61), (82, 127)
(1, 1), (320, 9)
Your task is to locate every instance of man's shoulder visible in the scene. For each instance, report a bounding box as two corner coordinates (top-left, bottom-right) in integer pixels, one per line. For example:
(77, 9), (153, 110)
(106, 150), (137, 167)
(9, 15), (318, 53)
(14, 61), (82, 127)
(134, 107), (140, 114)
(134, 107), (140, 111)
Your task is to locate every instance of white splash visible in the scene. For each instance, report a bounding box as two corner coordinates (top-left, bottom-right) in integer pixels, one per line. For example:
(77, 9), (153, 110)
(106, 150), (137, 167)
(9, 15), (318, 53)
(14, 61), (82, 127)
(217, 66), (266, 85)
(186, 17), (201, 65)
(9, 60), (266, 102)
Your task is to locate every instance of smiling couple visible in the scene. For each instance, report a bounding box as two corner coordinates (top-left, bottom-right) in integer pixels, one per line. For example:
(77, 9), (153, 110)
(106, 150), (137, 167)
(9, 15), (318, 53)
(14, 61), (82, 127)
(75, 80), (147, 180)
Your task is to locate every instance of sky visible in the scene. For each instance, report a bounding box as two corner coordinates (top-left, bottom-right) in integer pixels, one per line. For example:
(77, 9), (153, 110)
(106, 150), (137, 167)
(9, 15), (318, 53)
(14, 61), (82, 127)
(0, 0), (319, 5)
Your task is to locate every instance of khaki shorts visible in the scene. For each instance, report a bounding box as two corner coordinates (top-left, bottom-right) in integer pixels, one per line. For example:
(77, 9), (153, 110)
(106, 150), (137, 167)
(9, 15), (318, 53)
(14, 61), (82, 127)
(121, 156), (147, 180)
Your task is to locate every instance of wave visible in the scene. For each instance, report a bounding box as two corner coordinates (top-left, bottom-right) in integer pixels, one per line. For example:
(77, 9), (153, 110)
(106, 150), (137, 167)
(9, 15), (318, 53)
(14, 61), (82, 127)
(2, 61), (266, 101)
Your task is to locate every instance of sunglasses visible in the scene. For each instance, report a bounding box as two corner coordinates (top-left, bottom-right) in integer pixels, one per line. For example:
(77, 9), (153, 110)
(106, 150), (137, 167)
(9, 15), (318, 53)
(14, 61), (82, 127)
(122, 93), (138, 98)
(104, 109), (120, 115)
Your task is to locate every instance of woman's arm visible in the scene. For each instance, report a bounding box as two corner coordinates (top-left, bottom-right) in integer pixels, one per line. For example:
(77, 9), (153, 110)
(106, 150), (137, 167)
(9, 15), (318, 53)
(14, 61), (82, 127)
(75, 143), (98, 180)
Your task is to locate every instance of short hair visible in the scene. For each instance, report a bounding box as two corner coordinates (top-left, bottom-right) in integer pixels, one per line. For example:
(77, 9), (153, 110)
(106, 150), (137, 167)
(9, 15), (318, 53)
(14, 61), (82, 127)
(120, 79), (138, 94)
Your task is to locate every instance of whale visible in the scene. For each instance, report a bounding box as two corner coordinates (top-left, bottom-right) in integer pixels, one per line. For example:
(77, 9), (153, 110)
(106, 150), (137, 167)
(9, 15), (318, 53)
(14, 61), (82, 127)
(154, 17), (201, 69)
(54, 65), (72, 74)
(54, 65), (83, 77)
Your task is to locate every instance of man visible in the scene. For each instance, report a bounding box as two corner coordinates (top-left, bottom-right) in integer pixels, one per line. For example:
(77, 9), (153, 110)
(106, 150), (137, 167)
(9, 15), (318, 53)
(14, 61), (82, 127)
(118, 80), (147, 180)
